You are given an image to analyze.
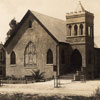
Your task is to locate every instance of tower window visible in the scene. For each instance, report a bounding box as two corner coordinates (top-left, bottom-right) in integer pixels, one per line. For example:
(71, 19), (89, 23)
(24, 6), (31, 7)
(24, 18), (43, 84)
(80, 24), (83, 35)
(87, 26), (93, 37)
(10, 51), (16, 64)
(69, 25), (72, 36)
(88, 26), (91, 36)
(29, 20), (32, 28)
(47, 49), (53, 64)
(74, 25), (78, 35)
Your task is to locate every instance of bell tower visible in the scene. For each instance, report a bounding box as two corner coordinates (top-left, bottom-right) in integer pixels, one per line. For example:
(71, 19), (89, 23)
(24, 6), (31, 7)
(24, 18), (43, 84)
(66, 2), (94, 79)
(66, 2), (94, 45)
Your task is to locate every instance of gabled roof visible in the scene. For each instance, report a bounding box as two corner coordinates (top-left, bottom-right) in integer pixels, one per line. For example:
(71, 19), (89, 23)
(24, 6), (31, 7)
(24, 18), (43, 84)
(31, 11), (67, 43)
(4, 10), (67, 47)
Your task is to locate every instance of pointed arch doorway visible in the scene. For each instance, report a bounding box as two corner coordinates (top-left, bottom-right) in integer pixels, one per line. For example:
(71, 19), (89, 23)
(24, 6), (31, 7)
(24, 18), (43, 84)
(70, 49), (82, 73)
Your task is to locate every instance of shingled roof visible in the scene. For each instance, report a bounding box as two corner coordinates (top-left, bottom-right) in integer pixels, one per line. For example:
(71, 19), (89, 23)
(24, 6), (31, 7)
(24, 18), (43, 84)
(4, 10), (67, 47)
(31, 10), (67, 42)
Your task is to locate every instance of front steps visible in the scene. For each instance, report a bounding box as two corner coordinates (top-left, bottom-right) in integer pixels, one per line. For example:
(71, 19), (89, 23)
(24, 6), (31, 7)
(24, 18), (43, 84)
(60, 73), (75, 80)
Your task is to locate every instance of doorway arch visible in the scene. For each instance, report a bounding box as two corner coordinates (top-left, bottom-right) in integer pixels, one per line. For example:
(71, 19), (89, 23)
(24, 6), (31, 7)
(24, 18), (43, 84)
(70, 49), (82, 73)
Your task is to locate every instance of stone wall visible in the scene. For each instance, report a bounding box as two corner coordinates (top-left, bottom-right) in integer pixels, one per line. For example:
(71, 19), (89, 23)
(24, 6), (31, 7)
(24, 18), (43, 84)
(6, 14), (57, 79)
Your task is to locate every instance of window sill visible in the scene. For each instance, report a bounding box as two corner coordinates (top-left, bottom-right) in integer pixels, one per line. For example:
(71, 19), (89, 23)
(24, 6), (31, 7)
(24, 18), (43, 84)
(67, 35), (85, 38)
(10, 64), (16, 67)
(28, 28), (33, 30)
(46, 64), (53, 66)
(24, 67), (37, 69)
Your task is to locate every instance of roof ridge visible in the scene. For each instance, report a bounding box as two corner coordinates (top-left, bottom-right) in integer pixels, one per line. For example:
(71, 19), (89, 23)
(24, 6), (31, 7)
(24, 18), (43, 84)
(30, 10), (66, 22)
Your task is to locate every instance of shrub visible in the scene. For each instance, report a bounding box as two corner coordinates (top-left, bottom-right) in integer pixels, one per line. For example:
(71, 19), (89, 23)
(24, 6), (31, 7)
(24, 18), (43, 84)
(31, 70), (45, 82)
(11, 75), (17, 80)
(4, 75), (17, 80)
(3, 76), (11, 80)
(91, 87), (100, 100)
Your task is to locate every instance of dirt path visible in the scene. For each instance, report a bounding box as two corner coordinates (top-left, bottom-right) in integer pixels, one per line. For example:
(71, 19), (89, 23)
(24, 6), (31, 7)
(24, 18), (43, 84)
(0, 80), (99, 96)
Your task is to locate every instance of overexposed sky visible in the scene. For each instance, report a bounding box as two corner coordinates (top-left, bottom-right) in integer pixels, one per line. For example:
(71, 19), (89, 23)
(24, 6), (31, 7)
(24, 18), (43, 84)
(0, 0), (100, 46)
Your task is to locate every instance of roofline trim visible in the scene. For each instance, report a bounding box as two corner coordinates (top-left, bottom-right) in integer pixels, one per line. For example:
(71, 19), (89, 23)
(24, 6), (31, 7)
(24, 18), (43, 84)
(4, 10), (60, 48)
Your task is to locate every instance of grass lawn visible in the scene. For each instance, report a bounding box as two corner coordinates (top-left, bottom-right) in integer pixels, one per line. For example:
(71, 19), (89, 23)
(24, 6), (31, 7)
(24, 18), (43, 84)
(0, 93), (94, 100)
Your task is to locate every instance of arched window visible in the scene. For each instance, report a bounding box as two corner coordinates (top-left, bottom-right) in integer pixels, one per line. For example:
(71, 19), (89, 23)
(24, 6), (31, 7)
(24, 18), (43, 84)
(74, 25), (78, 35)
(80, 24), (83, 35)
(47, 49), (53, 64)
(88, 26), (91, 36)
(10, 51), (16, 64)
(86, 26), (88, 36)
(61, 50), (65, 64)
(69, 25), (72, 36)
(90, 26), (93, 37)
(0, 48), (5, 64)
(29, 20), (32, 28)
(24, 41), (36, 66)
(0, 52), (3, 61)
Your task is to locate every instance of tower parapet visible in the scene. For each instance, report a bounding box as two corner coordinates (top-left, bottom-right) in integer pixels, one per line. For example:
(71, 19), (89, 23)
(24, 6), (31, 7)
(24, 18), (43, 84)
(66, 2), (94, 44)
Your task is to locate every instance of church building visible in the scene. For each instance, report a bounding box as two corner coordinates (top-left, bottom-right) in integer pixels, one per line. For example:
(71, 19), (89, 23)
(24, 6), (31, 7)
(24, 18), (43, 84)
(1, 2), (100, 79)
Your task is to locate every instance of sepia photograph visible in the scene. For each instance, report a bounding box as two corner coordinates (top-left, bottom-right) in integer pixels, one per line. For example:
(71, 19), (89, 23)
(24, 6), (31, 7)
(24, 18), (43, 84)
(0, 0), (100, 99)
